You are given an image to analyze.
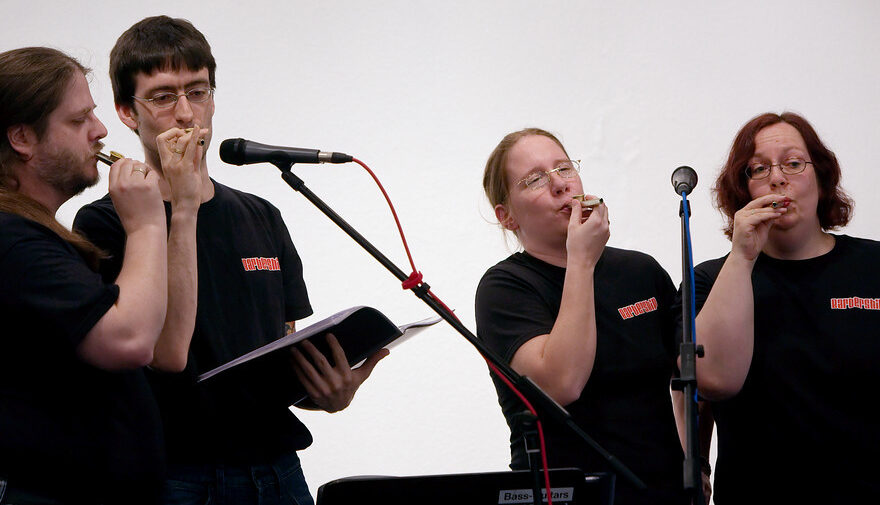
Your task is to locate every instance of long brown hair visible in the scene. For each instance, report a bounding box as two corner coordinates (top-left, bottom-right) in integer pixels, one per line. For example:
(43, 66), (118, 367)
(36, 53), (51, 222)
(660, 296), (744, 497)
(0, 47), (104, 269)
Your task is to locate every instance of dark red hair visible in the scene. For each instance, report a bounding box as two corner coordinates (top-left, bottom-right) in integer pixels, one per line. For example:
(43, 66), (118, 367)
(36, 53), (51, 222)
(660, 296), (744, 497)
(714, 112), (853, 238)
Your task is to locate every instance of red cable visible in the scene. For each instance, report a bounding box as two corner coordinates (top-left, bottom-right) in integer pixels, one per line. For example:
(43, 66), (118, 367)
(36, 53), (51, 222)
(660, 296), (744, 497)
(486, 362), (555, 504)
(352, 156), (554, 504)
(352, 158), (418, 276)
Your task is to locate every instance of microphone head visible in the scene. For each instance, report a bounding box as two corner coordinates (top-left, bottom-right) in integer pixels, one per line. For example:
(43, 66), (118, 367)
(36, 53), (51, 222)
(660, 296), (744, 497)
(219, 138), (246, 165)
(671, 165), (698, 195)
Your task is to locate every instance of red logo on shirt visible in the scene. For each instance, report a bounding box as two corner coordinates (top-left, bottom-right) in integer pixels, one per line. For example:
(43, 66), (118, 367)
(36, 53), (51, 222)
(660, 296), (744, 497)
(241, 256), (280, 272)
(618, 297), (658, 320)
(830, 296), (880, 310)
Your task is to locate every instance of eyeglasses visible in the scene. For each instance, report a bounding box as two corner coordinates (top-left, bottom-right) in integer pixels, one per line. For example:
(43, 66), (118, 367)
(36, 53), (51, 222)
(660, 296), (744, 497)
(515, 160), (581, 190)
(745, 158), (812, 180)
(132, 87), (215, 109)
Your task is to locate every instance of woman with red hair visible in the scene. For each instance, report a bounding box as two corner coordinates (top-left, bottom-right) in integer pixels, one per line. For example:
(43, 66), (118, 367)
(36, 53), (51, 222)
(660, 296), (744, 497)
(691, 112), (879, 503)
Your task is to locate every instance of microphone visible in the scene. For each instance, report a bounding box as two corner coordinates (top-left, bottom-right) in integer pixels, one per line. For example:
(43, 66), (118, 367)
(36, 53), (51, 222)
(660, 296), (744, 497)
(671, 166), (698, 196)
(219, 138), (353, 166)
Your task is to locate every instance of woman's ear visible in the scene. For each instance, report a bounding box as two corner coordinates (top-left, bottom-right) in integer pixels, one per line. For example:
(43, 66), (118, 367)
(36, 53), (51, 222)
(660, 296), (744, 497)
(495, 203), (518, 231)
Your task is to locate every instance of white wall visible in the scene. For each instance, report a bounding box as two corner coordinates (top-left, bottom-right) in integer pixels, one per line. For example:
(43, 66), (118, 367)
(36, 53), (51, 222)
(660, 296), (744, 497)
(4, 0), (879, 498)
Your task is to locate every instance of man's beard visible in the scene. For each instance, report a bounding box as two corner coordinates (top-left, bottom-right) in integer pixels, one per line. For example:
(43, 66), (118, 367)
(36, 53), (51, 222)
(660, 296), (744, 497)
(34, 143), (101, 198)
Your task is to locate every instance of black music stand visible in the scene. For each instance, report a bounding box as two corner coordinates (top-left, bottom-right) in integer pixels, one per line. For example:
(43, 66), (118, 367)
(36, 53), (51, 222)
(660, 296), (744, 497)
(316, 468), (613, 505)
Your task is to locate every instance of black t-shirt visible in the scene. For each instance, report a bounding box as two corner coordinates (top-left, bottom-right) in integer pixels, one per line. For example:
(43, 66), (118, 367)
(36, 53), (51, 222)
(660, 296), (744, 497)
(475, 248), (686, 505)
(74, 180), (313, 464)
(0, 212), (164, 504)
(686, 234), (880, 504)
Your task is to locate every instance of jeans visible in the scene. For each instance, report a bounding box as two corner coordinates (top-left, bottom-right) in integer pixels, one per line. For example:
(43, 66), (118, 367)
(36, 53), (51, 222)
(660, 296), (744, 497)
(0, 479), (70, 505)
(161, 451), (314, 505)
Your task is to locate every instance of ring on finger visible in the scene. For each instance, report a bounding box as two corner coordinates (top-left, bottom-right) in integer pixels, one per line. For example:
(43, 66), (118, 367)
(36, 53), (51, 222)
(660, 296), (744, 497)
(172, 147), (185, 154)
(132, 167), (148, 176)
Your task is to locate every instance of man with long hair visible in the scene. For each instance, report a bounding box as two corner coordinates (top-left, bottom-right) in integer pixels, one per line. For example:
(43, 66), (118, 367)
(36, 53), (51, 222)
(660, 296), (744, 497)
(0, 46), (169, 504)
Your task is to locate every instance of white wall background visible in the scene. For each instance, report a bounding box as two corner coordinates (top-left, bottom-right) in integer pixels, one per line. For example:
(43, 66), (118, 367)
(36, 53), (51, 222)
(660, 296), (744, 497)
(4, 0), (879, 500)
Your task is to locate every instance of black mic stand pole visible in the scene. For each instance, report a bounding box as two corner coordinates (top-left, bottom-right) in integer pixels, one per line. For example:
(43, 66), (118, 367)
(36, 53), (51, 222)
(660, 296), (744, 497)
(515, 411), (545, 505)
(670, 194), (706, 505)
(276, 163), (646, 490)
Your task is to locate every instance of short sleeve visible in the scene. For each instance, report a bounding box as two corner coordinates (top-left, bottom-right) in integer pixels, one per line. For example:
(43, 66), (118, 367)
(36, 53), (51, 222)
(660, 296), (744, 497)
(475, 266), (556, 364)
(73, 198), (127, 284)
(650, 258), (678, 360)
(673, 256), (726, 351)
(0, 219), (119, 352)
(271, 207), (312, 322)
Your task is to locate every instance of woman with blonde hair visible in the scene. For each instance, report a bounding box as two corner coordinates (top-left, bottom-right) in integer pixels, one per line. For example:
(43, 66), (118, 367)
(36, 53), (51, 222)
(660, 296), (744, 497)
(476, 128), (688, 505)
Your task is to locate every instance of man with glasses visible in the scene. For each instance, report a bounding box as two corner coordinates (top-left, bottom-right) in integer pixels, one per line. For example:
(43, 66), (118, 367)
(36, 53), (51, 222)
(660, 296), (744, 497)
(74, 16), (386, 505)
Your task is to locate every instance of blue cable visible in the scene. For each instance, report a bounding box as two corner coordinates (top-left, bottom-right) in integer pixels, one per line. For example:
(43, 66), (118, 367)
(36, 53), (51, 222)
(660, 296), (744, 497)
(681, 191), (699, 403)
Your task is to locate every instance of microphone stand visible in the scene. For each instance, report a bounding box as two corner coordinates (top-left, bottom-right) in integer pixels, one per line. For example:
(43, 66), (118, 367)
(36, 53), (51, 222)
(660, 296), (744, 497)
(670, 194), (706, 505)
(275, 163), (646, 490)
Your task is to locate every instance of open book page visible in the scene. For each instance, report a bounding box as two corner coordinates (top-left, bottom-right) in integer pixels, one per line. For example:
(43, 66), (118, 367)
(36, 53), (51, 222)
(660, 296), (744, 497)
(349, 314), (443, 367)
(196, 306), (441, 406)
(385, 314), (442, 350)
